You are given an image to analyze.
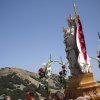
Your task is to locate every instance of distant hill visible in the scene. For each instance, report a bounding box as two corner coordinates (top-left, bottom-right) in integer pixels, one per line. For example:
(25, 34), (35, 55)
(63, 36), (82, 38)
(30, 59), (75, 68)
(0, 67), (62, 100)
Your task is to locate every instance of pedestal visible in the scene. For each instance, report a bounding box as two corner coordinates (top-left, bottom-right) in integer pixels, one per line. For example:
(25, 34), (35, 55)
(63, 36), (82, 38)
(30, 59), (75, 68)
(65, 73), (100, 99)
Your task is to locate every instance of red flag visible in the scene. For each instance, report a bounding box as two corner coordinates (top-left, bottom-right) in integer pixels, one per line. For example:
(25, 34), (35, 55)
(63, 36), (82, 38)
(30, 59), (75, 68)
(76, 15), (88, 64)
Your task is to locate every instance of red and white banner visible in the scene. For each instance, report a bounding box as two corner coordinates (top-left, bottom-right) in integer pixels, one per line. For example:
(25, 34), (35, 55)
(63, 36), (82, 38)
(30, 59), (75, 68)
(76, 15), (90, 67)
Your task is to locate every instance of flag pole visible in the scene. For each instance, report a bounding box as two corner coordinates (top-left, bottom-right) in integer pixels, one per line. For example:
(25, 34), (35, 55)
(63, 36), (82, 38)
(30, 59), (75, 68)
(73, 3), (78, 24)
(73, 3), (78, 16)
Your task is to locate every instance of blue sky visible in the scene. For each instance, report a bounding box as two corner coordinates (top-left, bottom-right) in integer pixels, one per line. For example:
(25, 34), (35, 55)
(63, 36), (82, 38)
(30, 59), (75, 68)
(0, 0), (100, 80)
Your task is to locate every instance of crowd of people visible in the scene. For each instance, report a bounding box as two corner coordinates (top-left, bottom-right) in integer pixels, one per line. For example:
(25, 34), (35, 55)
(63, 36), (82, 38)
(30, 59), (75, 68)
(3, 92), (91, 100)
(3, 91), (35, 100)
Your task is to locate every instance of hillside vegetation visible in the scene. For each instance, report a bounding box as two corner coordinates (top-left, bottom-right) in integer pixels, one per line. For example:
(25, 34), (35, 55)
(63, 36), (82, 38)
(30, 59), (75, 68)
(0, 67), (62, 100)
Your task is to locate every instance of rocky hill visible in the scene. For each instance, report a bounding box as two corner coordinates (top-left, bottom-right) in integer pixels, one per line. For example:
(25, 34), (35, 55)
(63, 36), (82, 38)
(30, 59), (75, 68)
(0, 67), (62, 100)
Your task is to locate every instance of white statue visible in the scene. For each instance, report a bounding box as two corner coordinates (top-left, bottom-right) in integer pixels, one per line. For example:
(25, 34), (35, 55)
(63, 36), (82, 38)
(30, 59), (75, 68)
(63, 14), (92, 76)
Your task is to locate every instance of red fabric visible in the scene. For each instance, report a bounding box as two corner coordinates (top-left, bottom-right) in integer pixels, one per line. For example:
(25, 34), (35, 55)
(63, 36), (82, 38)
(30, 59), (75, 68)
(26, 95), (35, 100)
(26, 92), (35, 100)
(77, 15), (87, 64)
(26, 95), (29, 100)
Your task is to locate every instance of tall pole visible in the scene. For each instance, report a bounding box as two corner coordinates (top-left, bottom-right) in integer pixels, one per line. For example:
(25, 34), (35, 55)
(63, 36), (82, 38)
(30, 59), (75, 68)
(73, 3), (78, 24)
(73, 3), (78, 16)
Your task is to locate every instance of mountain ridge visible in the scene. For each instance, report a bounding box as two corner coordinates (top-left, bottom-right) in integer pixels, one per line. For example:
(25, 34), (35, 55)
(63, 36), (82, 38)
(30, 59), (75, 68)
(0, 67), (62, 100)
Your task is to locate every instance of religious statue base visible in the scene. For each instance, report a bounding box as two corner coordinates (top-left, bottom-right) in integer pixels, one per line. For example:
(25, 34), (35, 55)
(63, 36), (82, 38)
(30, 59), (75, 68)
(65, 73), (100, 99)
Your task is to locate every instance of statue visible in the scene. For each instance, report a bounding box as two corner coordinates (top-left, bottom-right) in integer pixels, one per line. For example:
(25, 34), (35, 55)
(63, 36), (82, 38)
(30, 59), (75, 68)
(63, 15), (81, 76)
(63, 11), (92, 75)
(63, 4), (100, 100)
